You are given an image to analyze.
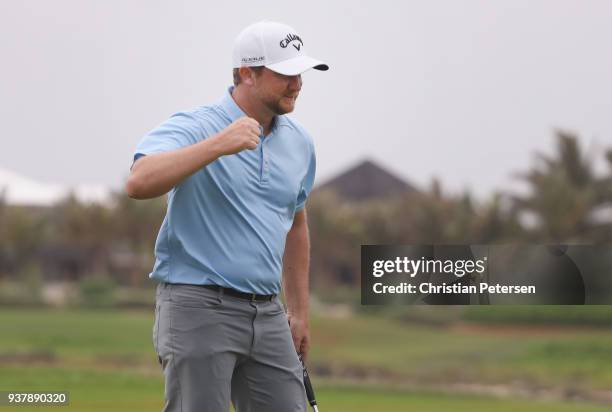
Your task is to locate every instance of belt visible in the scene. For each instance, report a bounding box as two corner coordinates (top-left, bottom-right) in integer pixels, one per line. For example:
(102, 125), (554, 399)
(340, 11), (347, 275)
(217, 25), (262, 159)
(201, 284), (276, 302)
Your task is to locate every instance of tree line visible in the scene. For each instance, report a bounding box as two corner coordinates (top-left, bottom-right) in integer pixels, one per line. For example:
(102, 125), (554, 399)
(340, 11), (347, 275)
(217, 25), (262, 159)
(0, 132), (610, 292)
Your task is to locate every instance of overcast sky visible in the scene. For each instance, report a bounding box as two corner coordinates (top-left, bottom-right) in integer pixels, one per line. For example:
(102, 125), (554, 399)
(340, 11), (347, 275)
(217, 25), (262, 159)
(1, 0), (611, 198)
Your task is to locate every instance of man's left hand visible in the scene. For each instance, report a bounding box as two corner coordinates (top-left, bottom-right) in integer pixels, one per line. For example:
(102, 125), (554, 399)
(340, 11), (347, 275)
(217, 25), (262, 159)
(287, 314), (310, 361)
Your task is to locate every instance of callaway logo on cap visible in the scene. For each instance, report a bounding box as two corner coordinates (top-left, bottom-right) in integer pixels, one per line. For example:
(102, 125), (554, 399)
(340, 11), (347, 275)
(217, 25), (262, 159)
(232, 21), (329, 76)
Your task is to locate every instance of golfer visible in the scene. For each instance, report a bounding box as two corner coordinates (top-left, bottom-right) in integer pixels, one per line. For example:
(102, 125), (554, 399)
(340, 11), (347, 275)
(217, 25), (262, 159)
(126, 21), (328, 412)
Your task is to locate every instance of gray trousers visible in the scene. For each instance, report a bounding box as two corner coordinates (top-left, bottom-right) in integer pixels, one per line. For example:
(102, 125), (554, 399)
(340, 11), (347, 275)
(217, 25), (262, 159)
(153, 283), (307, 412)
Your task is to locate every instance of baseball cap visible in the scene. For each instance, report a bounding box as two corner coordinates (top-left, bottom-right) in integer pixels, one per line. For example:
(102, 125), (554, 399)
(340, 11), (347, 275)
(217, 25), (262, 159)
(232, 21), (329, 76)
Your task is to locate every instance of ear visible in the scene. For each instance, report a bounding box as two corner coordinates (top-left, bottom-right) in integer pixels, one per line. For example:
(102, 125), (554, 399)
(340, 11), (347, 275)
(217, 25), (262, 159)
(239, 67), (256, 86)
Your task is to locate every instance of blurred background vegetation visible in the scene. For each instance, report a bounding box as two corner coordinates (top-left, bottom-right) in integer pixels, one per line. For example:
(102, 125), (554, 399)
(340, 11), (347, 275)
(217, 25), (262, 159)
(1, 131), (612, 411)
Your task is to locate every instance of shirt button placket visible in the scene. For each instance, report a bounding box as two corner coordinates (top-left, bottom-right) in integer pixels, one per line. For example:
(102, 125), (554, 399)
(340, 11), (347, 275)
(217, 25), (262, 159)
(260, 132), (270, 184)
(262, 149), (269, 183)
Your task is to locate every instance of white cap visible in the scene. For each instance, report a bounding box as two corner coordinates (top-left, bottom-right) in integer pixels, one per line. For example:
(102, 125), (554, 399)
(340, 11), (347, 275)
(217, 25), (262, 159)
(232, 21), (329, 76)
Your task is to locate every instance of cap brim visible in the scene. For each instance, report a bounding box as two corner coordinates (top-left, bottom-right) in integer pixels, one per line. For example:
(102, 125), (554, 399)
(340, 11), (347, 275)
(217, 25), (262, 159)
(266, 55), (329, 76)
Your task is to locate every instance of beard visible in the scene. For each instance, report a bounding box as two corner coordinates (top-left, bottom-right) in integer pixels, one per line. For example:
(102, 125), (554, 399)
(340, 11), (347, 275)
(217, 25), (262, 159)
(261, 94), (297, 115)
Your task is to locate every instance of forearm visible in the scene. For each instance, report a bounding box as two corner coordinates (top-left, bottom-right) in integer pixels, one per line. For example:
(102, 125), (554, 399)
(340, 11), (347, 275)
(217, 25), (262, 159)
(282, 211), (311, 321)
(126, 136), (224, 199)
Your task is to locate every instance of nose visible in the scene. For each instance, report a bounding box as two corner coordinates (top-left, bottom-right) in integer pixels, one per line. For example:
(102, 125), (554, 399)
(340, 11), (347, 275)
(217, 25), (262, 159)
(288, 74), (302, 91)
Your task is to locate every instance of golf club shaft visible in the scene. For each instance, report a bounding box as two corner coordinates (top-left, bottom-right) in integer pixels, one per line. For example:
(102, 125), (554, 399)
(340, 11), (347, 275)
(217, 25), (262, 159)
(299, 355), (318, 410)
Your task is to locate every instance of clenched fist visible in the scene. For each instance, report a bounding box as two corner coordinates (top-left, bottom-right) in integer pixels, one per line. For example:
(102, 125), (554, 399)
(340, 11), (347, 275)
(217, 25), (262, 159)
(213, 117), (261, 156)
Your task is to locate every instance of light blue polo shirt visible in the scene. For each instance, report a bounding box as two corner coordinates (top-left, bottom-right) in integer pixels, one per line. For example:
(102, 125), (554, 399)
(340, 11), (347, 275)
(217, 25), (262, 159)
(133, 87), (316, 295)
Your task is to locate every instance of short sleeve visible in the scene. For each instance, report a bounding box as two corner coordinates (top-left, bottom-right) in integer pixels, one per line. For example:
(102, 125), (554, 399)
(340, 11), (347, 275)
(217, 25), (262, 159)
(133, 111), (204, 158)
(295, 141), (316, 212)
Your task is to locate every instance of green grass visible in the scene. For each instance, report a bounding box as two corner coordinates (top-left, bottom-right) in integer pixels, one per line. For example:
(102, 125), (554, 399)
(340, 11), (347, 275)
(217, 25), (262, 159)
(463, 306), (612, 327)
(0, 309), (155, 360)
(1, 366), (162, 412)
(317, 385), (611, 412)
(1, 308), (612, 411)
(310, 314), (612, 389)
(1, 368), (609, 412)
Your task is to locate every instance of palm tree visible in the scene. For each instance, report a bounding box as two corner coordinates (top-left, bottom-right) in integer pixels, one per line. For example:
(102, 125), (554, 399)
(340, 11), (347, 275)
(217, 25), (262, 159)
(512, 131), (607, 241)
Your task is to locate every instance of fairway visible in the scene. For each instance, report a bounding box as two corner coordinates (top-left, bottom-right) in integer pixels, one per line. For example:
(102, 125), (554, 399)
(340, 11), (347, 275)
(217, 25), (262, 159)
(1, 309), (610, 411)
(2, 367), (609, 412)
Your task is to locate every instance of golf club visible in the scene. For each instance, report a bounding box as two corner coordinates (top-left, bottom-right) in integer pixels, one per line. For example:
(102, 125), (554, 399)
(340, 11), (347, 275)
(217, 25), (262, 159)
(299, 355), (319, 412)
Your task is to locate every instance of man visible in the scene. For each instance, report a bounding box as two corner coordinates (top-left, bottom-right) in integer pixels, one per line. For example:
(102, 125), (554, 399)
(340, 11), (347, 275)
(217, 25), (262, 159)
(126, 21), (328, 412)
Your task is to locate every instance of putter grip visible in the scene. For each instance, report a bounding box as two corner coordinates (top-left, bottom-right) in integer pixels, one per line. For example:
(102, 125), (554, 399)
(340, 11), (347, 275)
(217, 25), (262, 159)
(300, 357), (317, 406)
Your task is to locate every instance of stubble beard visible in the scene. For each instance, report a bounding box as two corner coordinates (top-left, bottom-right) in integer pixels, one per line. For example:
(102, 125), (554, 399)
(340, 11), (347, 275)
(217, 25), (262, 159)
(262, 94), (296, 115)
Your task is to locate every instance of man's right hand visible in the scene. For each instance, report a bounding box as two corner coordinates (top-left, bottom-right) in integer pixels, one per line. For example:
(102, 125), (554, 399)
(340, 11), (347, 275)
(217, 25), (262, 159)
(126, 117), (261, 200)
(213, 117), (261, 156)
